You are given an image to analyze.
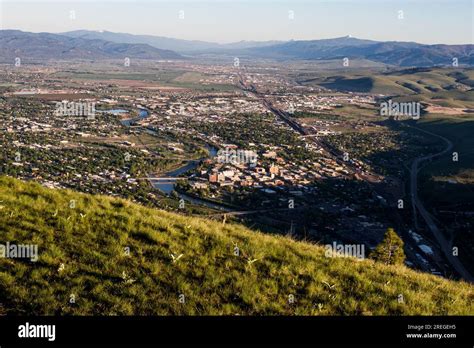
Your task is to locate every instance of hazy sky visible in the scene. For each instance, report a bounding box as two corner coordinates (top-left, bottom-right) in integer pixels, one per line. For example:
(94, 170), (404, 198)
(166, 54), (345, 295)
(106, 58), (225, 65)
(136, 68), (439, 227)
(1, 0), (472, 44)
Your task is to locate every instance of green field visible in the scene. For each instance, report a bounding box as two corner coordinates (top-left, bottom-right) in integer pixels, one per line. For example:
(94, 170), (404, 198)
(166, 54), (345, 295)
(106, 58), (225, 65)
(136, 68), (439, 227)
(53, 69), (238, 92)
(53, 70), (185, 83)
(0, 176), (472, 315)
(297, 68), (474, 108)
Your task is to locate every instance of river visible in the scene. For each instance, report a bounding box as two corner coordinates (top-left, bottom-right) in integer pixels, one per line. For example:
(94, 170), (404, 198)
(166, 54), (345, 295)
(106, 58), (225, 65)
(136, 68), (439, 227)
(148, 146), (228, 211)
(120, 109), (150, 126)
(113, 107), (224, 210)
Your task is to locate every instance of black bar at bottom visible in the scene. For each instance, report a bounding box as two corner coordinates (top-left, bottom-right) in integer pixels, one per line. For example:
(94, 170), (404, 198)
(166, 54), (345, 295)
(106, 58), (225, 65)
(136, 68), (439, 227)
(0, 316), (472, 346)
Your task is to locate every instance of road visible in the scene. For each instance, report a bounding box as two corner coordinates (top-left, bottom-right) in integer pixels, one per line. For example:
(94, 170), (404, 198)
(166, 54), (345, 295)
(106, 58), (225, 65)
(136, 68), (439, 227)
(238, 72), (472, 280)
(409, 125), (474, 282)
(238, 72), (381, 183)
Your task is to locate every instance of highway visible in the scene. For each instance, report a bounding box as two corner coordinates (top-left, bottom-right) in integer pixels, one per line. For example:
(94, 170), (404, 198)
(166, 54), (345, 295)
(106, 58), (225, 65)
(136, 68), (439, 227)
(238, 72), (381, 183)
(238, 72), (473, 281)
(408, 125), (474, 282)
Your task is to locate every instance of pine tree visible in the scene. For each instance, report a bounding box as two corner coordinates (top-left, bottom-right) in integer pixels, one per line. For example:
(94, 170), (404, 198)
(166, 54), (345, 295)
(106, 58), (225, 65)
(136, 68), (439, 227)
(370, 228), (406, 265)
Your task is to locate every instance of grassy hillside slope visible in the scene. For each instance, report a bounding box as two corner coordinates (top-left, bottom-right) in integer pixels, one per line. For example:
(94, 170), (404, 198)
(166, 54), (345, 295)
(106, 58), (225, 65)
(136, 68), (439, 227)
(0, 176), (472, 315)
(299, 68), (474, 108)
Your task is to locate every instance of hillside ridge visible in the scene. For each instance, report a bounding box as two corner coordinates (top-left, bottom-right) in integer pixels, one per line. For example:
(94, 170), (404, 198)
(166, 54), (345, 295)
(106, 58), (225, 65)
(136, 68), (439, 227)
(0, 176), (472, 315)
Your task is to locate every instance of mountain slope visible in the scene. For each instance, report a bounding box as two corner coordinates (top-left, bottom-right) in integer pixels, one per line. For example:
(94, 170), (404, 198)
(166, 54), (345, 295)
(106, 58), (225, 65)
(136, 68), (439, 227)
(0, 30), (183, 61)
(250, 37), (474, 67)
(0, 176), (472, 315)
(4, 30), (472, 66)
(62, 30), (283, 53)
(62, 30), (221, 52)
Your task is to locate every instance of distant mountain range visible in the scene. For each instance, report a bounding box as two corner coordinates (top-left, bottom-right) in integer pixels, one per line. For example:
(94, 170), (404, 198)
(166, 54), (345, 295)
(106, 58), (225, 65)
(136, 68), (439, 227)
(61, 30), (283, 53)
(1, 29), (473, 67)
(0, 30), (183, 61)
(248, 36), (474, 67)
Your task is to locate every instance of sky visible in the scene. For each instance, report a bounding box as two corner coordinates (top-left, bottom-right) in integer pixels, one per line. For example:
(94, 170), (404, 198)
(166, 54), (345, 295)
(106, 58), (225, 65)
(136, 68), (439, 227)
(0, 0), (473, 44)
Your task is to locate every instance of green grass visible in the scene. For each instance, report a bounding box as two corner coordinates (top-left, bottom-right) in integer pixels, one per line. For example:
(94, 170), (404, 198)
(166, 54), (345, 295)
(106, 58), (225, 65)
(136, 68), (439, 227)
(0, 176), (472, 315)
(299, 68), (474, 108)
